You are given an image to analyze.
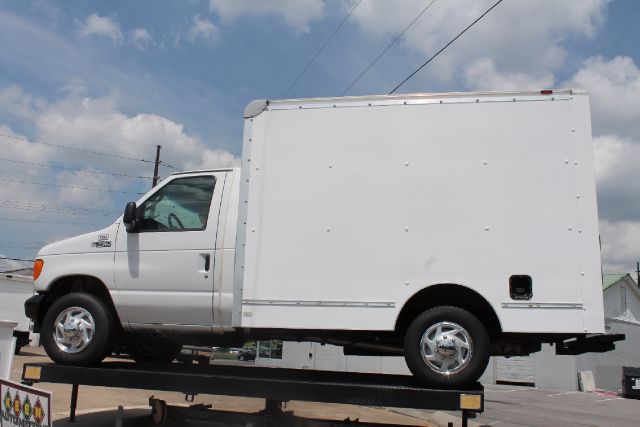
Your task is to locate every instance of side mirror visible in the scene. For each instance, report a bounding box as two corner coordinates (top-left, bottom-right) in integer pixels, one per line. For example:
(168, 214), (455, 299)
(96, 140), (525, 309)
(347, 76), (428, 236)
(123, 202), (138, 232)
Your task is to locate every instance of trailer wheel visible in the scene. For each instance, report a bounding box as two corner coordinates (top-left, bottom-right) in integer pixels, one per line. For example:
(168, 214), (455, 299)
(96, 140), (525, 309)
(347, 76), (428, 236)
(403, 306), (489, 388)
(126, 335), (182, 363)
(41, 293), (114, 366)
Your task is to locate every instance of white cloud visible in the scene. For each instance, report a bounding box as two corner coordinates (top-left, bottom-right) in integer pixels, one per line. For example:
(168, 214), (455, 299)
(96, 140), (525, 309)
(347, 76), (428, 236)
(350, 0), (608, 85)
(593, 135), (640, 223)
(209, 0), (324, 34)
(187, 15), (219, 46)
(562, 56), (640, 274)
(55, 170), (123, 207)
(566, 56), (640, 140)
(186, 148), (239, 171)
(131, 27), (153, 50)
(0, 86), (238, 212)
(78, 14), (123, 45)
(599, 220), (640, 273)
(463, 58), (554, 91)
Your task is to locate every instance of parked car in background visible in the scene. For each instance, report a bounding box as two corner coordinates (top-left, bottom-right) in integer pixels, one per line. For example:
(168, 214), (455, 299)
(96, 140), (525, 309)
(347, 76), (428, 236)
(237, 348), (256, 362)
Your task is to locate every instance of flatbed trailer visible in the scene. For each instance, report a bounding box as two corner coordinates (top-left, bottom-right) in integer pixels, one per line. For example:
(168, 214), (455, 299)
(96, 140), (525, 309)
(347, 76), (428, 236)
(21, 362), (483, 426)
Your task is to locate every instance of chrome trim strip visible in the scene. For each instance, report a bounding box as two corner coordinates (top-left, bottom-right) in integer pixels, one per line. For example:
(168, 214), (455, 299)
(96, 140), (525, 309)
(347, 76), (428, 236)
(267, 94), (572, 112)
(127, 323), (234, 333)
(242, 299), (395, 308)
(270, 88), (578, 105)
(501, 302), (583, 309)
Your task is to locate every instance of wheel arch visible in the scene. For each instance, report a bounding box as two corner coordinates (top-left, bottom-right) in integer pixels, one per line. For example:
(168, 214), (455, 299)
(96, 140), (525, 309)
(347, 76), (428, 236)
(38, 275), (122, 330)
(395, 283), (502, 336)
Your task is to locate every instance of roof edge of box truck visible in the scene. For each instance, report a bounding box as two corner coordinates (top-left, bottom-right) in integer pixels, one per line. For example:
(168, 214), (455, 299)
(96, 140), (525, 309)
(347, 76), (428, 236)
(243, 88), (588, 119)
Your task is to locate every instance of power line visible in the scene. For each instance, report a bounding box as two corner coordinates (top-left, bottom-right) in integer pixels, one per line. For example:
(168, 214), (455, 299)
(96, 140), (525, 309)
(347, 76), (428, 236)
(0, 205), (113, 217)
(0, 241), (47, 246)
(6, 109), (191, 160)
(282, 0), (363, 98)
(389, 0), (505, 94)
(0, 256), (35, 263)
(0, 217), (101, 226)
(160, 162), (180, 171)
(0, 157), (154, 180)
(0, 131), (156, 164)
(0, 177), (143, 195)
(341, 0), (437, 96)
(0, 199), (116, 216)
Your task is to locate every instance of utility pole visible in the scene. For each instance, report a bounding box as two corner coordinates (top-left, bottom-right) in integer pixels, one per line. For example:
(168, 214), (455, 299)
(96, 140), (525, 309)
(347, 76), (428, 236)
(636, 261), (639, 288)
(152, 145), (161, 188)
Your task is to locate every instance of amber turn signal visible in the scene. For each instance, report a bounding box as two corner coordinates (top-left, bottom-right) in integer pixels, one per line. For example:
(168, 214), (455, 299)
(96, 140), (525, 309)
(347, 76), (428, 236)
(33, 259), (44, 281)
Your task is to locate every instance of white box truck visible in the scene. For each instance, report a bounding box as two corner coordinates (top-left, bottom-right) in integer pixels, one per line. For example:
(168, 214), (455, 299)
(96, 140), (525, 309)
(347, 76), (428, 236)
(25, 90), (622, 387)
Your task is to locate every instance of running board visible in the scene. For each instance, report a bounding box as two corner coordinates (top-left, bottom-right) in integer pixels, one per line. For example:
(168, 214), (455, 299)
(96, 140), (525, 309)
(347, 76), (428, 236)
(555, 333), (625, 356)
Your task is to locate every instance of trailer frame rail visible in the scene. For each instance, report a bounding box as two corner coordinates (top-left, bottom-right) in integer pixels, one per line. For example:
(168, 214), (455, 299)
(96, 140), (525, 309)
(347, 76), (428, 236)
(22, 361), (483, 426)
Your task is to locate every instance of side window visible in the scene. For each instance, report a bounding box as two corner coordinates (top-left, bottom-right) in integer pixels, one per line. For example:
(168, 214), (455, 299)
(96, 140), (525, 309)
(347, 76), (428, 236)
(138, 176), (216, 232)
(257, 340), (283, 360)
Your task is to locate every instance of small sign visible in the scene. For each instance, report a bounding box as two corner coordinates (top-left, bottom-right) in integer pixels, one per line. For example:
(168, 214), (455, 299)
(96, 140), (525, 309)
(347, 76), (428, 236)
(633, 378), (640, 390)
(0, 378), (51, 427)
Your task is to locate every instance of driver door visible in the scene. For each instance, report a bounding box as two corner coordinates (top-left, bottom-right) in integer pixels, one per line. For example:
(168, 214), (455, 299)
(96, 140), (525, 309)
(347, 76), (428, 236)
(114, 173), (225, 328)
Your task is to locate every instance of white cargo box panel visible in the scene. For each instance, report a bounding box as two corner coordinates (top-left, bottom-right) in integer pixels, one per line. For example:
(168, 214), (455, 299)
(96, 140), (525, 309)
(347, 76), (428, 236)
(235, 90), (603, 334)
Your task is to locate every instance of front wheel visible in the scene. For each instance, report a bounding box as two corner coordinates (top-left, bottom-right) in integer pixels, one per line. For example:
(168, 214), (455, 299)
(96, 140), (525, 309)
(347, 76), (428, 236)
(404, 306), (489, 388)
(41, 293), (115, 366)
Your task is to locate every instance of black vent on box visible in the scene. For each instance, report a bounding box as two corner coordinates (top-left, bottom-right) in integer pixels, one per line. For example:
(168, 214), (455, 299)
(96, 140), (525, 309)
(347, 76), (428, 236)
(509, 275), (532, 300)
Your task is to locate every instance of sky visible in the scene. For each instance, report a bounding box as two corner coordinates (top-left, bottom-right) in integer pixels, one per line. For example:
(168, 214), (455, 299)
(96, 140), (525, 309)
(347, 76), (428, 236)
(0, 0), (638, 275)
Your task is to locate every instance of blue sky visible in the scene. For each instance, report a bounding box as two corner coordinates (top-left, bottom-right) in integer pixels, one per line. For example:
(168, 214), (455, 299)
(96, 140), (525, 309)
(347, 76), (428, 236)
(0, 0), (639, 273)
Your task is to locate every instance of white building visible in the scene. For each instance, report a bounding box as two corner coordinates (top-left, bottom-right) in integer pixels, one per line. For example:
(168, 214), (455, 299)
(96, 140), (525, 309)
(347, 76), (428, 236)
(0, 271), (36, 353)
(257, 274), (640, 391)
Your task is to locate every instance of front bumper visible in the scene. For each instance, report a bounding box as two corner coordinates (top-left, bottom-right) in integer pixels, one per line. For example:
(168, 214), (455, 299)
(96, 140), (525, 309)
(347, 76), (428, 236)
(24, 294), (46, 330)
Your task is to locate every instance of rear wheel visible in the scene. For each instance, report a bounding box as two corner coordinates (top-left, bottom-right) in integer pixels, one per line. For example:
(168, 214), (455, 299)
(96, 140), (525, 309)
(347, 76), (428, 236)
(41, 293), (115, 366)
(403, 306), (489, 388)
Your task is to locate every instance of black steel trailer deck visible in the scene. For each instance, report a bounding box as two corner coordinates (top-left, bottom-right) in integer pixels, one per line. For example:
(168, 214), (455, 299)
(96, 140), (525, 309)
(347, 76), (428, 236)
(22, 361), (483, 426)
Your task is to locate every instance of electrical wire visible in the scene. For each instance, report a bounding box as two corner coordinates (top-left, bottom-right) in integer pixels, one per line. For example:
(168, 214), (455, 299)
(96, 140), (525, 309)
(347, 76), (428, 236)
(282, 0), (363, 98)
(341, 0), (437, 96)
(0, 205), (113, 217)
(160, 162), (181, 171)
(389, 0), (505, 94)
(0, 217), (101, 226)
(0, 242), (47, 248)
(0, 177), (144, 195)
(0, 131), (156, 164)
(0, 256), (35, 263)
(0, 157), (155, 180)
(0, 200), (116, 216)
(5, 109), (191, 160)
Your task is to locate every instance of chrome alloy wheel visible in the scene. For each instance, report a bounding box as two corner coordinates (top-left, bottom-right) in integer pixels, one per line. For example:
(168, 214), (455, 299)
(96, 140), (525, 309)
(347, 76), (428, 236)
(419, 321), (473, 375)
(53, 306), (95, 354)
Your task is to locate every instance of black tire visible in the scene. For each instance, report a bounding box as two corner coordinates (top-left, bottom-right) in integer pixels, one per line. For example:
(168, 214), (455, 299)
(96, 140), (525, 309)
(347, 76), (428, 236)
(403, 306), (490, 388)
(41, 293), (115, 366)
(125, 335), (182, 363)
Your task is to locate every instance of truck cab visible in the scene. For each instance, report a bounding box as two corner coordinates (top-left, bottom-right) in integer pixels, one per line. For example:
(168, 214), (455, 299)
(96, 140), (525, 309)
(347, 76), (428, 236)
(27, 169), (240, 364)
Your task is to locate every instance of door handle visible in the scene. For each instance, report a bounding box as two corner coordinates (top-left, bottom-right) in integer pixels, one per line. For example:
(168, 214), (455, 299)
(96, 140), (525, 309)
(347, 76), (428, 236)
(204, 254), (211, 272)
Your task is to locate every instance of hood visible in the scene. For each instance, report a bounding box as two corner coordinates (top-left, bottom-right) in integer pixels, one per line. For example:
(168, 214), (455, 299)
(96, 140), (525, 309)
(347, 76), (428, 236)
(38, 222), (120, 256)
